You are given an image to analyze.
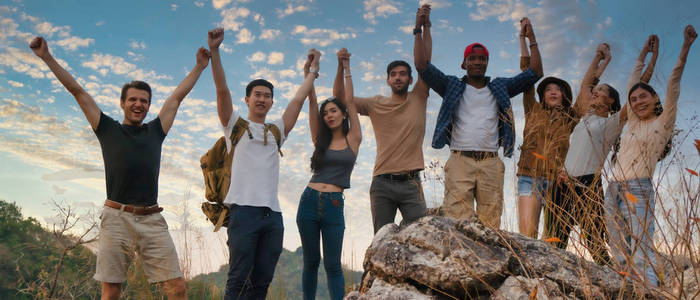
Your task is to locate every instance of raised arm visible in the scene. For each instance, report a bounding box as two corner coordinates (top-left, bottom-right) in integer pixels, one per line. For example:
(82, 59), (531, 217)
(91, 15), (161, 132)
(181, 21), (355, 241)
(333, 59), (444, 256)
(660, 25), (696, 128)
(412, 4), (432, 98)
(338, 48), (362, 154)
(306, 56), (320, 145)
(625, 35), (656, 123)
(30, 37), (100, 130)
(208, 28), (233, 127)
(573, 43), (610, 116)
(282, 49), (319, 136)
(521, 18), (543, 77)
(158, 47), (210, 134)
(640, 35), (659, 84)
(519, 18), (537, 114)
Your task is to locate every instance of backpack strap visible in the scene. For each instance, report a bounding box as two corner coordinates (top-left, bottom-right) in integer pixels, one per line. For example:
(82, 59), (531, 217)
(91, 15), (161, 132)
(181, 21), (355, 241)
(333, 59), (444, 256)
(265, 123), (284, 157)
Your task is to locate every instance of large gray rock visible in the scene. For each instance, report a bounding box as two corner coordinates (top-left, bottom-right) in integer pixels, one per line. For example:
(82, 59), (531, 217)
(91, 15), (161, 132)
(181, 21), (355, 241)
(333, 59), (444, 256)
(344, 279), (436, 300)
(354, 216), (658, 299)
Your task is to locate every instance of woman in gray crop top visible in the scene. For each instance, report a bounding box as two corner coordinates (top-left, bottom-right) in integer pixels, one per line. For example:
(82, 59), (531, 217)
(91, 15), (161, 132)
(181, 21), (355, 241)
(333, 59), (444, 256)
(296, 48), (362, 300)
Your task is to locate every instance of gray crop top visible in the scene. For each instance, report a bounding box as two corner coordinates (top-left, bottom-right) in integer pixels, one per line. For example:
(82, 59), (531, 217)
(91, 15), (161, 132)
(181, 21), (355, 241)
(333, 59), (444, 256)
(309, 146), (356, 189)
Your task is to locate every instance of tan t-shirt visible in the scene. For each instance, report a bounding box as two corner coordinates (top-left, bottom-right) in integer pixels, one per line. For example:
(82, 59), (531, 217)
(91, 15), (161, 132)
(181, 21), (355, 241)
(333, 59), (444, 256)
(355, 91), (427, 176)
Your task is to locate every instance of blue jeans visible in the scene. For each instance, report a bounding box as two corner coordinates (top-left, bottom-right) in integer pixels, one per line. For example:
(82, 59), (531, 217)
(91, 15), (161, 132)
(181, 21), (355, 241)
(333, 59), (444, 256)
(296, 187), (345, 300)
(517, 175), (550, 203)
(225, 205), (284, 300)
(604, 178), (658, 286)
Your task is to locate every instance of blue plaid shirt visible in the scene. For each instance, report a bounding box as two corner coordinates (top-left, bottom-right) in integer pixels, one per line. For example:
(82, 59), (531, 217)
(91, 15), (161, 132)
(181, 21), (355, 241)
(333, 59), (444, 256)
(418, 62), (540, 157)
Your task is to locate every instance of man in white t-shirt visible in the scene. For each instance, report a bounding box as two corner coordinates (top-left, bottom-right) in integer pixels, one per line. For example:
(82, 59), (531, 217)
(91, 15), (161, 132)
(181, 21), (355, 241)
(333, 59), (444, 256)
(208, 28), (320, 300)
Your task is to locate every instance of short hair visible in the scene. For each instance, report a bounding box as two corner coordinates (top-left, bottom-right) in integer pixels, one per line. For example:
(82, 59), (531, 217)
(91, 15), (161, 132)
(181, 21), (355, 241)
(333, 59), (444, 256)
(386, 60), (412, 79)
(246, 79), (274, 98)
(120, 81), (152, 103)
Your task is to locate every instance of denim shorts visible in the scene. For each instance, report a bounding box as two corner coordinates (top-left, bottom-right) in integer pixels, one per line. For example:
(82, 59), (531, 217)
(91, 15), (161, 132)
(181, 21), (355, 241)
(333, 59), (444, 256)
(517, 175), (550, 201)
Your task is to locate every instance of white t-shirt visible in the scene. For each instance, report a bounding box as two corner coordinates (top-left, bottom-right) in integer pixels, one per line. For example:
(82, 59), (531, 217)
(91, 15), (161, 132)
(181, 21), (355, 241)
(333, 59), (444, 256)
(222, 110), (286, 212)
(564, 112), (622, 177)
(450, 84), (499, 152)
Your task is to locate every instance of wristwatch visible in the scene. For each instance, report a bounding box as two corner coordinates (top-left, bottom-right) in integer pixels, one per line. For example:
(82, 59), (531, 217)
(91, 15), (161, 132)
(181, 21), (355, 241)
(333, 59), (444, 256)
(309, 67), (319, 78)
(413, 27), (422, 35)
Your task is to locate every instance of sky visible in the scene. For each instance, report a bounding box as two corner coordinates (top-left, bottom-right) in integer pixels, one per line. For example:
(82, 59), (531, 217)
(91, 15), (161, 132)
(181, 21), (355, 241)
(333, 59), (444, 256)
(1, 0), (700, 276)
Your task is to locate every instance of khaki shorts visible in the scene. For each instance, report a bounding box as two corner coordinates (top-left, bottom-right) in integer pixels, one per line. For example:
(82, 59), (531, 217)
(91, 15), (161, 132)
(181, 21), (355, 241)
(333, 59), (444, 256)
(94, 206), (182, 283)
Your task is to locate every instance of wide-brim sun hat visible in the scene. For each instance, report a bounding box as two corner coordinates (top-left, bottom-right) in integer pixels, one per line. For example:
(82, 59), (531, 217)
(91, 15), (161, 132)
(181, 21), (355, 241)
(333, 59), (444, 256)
(536, 76), (572, 108)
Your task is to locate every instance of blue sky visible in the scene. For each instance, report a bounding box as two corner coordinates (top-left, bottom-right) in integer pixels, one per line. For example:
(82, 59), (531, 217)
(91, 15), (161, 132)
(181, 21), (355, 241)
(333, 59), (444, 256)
(1, 0), (699, 275)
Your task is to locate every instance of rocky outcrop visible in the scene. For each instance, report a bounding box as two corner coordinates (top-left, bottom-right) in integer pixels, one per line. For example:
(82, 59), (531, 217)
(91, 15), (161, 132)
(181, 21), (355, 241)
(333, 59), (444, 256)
(346, 216), (665, 299)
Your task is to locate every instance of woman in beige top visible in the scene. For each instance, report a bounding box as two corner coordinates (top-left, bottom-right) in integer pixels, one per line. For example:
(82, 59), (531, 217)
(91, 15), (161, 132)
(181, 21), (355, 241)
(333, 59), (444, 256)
(604, 25), (696, 287)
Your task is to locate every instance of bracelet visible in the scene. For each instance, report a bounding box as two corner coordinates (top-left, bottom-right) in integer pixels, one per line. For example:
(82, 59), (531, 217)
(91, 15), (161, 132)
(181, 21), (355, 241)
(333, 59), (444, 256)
(529, 42), (538, 47)
(413, 27), (422, 35)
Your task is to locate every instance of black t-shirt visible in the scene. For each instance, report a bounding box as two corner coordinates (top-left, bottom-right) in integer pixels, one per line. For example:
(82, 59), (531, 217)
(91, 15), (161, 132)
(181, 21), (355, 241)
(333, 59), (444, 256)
(94, 112), (166, 206)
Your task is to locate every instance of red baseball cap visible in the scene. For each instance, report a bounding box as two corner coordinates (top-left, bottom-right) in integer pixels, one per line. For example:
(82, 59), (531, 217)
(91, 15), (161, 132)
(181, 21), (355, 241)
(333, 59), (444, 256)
(463, 43), (489, 60)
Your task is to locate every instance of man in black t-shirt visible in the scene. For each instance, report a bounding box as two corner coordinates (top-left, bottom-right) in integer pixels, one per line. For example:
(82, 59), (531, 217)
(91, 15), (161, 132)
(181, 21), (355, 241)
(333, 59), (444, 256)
(30, 36), (209, 300)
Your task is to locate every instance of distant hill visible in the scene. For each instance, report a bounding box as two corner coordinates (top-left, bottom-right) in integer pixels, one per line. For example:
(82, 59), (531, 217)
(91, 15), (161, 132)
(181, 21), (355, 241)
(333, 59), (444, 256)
(189, 246), (363, 299)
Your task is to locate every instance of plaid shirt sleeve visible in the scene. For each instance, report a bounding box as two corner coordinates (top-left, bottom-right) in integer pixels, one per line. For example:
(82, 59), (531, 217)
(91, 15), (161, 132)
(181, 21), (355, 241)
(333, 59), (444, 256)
(417, 62), (449, 97)
(502, 68), (541, 97)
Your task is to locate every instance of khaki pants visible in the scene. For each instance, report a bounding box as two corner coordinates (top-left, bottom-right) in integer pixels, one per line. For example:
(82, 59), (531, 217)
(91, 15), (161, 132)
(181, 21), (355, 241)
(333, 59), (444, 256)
(94, 206), (182, 283)
(443, 151), (504, 228)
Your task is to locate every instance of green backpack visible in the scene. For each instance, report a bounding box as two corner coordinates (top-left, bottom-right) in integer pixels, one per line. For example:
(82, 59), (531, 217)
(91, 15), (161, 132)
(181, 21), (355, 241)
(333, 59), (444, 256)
(200, 117), (283, 232)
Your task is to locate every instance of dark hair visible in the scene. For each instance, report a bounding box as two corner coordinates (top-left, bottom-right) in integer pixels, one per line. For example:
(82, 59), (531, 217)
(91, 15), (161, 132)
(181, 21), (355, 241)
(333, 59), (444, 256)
(310, 98), (349, 172)
(120, 81), (152, 103)
(386, 60), (412, 79)
(602, 83), (621, 113)
(612, 82), (672, 163)
(246, 79), (274, 98)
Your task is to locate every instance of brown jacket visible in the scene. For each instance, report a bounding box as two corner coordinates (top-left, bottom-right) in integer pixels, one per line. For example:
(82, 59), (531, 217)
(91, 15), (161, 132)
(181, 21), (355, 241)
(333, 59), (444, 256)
(516, 57), (577, 179)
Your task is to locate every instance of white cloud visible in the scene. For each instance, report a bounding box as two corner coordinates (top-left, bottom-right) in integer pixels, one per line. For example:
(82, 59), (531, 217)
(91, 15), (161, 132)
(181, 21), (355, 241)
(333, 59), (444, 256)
(219, 42), (234, 54)
(362, 71), (382, 82)
(421, 0), (451, 8)
(279, 69), (297, 78)
(359, 61), (374, 70)
(56, 36), (94, 51)
(34, 21), (70, 37)
(81, 53), (172, 81)
(291, 25), (356, 47)
(363, 0), (401, 25)
(8, 80), (23, 87)
(95, 20), (104, 26)
(253, 13), (264, 26)
(398, 25), (413, 34)
(259, 29), (281, 41)
(219, 6), (250, 31)
(386, 40), (401, 45)
(267, 52), (284, 65)
(277, 3), (309, 18)
(212, 0), (232, 9)
(194, 1), (205, 7)
(171, 4), (178, 11)
(0, 47), (50, 79)
(235, 28), (254, 44)
(129, 40), (147, 49)
(247, 51), (265, 63)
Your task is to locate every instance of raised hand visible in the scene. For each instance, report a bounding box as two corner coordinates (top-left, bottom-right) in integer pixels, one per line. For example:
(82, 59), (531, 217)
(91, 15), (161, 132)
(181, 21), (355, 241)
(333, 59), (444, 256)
(337, 48), (350, 70)
(29, 36), (50, 59)
(521, 17), (536, 41)
(208, 27), (224, 49)
(308, 48), (321, 70)
(421, 4), (431, 26)
(196, 47), (211, 68)
(642, 34), (658, 53)
(415, 6), (424, 28)
(684, 24), (697, 46)
(596, 43), (610, 59)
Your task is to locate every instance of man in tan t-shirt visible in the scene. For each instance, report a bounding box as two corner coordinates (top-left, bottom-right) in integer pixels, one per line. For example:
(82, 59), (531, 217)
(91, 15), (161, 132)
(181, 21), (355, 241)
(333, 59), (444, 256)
(352, 5), (432, 233)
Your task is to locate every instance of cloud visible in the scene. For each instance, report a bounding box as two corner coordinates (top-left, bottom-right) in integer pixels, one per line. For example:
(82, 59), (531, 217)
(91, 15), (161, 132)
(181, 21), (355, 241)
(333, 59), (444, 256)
(359, 61), (374, 70)
(235, 28), (254, 44)
(363, 0), (401, 25)
(34, 21), (70, 37)
(398, 25), (413, 34)
(277, 3), (309, 18)
(219, 6), (250, 32)
(56, 36), (94, 51)
(247, 51), (265, 63)
(8, 80), (23, 87)
(171, 4), (178, 11)
(194, 1), (205, 8)
(81, 53), (172, 81)
(52, 185), (66, 195)
(212, 0), (232, 9)
(421, 0), (452, 8)
(267, 51), (284, 65)
(259, 29), (281, 41)
(0, 47), (50, 79)
(95, 21), (104, 26)
(291, 25), (356, 47)
(386, 40), (401, 45)
(130, 40), (147, 50)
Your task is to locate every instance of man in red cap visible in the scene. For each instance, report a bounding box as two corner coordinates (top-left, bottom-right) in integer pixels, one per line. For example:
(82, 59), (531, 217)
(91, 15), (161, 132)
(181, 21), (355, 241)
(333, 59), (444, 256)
(414, 18), (543, 228)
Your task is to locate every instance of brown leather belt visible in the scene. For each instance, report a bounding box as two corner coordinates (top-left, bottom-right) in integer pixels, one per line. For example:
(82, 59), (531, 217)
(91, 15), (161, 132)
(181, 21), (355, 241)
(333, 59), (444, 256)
(375, 170), (420, 181)
(104, 199), (163, 215)
(453, 150), (497, 161)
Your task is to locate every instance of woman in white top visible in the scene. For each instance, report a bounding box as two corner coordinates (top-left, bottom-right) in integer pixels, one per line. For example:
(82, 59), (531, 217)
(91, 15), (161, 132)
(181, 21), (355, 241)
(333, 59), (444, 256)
(605, 25), (696, 287)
